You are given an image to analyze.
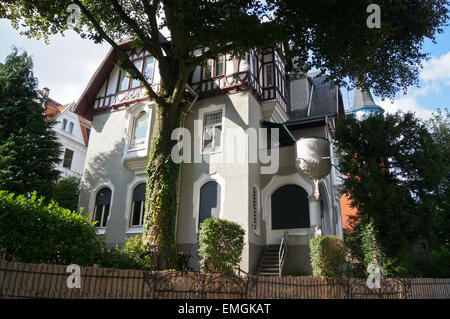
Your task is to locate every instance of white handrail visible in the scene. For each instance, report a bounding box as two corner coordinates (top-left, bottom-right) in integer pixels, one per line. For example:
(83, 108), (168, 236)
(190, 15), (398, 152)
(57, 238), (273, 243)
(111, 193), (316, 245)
(278, 231), (288, 277)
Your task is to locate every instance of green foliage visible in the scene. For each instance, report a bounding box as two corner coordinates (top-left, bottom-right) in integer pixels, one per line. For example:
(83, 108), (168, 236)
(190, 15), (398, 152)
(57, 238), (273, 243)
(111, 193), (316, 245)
(343, 229), (366, 278)
(1, 1), (448, 98)
(427, 108), (450, 253)
(335, 112), (448, 276)
(198, 218), (245, 275)
(310, 236), (346, 278)
(0, 190), (102, 266)
(97, 236), (153, 270)
(0, 48), (61, 199)
(49, 176), (81, 212)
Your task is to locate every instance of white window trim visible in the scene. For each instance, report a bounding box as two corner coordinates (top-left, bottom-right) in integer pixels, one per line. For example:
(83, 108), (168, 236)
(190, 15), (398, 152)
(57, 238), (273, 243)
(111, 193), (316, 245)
(124, 176), (146, 234)
(192, 172), (225, 234)
(261, 173), (313, 245)
(197, 104), (225, 155)
(89, 181), (115, 234)
(124, 102), (153, 153)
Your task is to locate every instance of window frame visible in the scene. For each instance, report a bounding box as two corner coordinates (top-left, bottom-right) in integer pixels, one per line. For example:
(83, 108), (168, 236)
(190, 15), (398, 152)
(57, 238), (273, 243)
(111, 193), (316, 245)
(129, 183), (146, 228)
(68, 122), (74, 134)
(201, 110), (223, 153)
(130, 111), (149, 150)
(117, 52), (155, 93)
(203, 55), (226, 79)
(93, 187), (112, 229)
(62, 119), (67, 131)
(193, 172), (225, 234)
(62, 148), (74, 169)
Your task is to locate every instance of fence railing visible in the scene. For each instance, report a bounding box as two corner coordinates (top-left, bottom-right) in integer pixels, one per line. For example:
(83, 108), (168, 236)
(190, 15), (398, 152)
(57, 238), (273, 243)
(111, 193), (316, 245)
(0, 257), (449, 299)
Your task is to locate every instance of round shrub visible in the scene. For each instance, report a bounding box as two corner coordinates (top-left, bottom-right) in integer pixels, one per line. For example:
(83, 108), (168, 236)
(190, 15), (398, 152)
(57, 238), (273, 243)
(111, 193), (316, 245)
(310, 235), (346, 278)
(0, 190), (102, 266)
(198, 218), (245, 275)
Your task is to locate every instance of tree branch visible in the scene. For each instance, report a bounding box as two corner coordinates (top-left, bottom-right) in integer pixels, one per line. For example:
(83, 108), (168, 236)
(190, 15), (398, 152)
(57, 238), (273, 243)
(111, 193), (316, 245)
(73, 0), (163, 103)
(109, 0), (163, 61)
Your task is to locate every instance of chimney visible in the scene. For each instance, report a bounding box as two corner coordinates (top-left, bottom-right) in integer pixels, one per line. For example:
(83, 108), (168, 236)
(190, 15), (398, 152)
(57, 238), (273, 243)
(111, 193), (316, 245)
(42, 87), (50, 99)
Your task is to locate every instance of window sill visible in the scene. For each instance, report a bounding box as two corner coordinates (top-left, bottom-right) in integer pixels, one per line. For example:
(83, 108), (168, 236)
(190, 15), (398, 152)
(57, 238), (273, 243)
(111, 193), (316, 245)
(201, 148), (222, 156)
(126, 227), (143, 234)
(127, 146), (145, 152)
(95, 228), (106, 235)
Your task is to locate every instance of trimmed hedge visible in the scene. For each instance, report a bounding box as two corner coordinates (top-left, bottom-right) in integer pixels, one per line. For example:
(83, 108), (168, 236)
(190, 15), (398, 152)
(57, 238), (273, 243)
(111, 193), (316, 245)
(198, 218), (245, 275)
(310, 235), (346, 278)
(0, 190), (102, 266)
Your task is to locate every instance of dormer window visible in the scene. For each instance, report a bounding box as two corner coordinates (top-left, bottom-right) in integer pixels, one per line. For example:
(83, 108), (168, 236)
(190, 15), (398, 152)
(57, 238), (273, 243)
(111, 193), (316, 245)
(131, 111), (149, 150)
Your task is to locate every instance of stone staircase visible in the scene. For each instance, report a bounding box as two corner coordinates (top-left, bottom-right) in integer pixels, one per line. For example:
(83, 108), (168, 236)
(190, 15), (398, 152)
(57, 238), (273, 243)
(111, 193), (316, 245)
(257, 246), (280, 276)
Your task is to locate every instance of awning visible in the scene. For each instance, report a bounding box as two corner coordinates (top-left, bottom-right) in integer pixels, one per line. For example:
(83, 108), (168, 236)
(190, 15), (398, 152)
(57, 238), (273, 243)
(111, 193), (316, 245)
(262, 121), (296, 146)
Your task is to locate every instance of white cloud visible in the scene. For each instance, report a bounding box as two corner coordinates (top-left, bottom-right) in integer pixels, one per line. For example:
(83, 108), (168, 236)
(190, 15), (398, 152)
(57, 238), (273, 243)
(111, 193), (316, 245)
(376, 97), (434, 120)
(421, 51), (450, 83)
(372, 51), (450, 121)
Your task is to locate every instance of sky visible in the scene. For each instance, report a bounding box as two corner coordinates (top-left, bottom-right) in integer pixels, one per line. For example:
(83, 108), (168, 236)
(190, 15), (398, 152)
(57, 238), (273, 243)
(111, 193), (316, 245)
(0, 17), (449, 120)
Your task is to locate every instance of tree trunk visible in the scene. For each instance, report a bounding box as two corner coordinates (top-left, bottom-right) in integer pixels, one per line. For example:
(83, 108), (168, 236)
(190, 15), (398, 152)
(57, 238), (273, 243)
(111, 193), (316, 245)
(142, 100), (184, 270)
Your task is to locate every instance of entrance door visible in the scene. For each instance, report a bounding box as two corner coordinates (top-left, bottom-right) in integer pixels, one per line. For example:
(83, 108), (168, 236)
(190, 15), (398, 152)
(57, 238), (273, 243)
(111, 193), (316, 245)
(271, 184), (310, 230)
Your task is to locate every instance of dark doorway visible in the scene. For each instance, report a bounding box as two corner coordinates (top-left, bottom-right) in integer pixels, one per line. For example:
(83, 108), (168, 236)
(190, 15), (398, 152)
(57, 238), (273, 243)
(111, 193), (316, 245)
(271, 184), (310, 229)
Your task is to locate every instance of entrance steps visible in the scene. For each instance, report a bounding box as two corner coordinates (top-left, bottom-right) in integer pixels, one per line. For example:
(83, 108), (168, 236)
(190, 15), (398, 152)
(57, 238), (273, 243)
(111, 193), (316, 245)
(257, 246), (280, 276)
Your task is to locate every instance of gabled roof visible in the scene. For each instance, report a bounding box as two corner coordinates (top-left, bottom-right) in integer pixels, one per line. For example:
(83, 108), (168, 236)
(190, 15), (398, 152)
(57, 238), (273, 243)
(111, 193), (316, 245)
(287, 73), (345, 123)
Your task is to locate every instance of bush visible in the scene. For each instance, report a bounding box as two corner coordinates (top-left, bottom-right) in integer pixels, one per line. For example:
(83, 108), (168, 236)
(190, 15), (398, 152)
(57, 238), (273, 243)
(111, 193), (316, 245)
(310, 235), (346, 278)
(0, 190), (102, 266)
(198, 218), (245, 275)
(97, 236), (153, 270)
(49, 176), (80, 212)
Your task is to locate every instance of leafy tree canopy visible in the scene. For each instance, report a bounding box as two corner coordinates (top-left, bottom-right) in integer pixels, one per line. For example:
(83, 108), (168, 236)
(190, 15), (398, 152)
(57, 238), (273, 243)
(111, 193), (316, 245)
(334, 112), (447, 274)
(0, 0), (448, 98)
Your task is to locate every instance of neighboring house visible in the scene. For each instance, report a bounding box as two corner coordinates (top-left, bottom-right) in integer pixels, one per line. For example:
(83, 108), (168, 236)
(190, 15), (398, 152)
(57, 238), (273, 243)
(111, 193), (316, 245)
(43, 88), (92, 179)
(73, 40), (346, 275)
(340, 88), (384, 229)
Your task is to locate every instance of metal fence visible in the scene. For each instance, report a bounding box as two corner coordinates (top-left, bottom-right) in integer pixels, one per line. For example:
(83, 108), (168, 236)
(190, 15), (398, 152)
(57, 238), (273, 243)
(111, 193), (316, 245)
(0, 252), (449, 299)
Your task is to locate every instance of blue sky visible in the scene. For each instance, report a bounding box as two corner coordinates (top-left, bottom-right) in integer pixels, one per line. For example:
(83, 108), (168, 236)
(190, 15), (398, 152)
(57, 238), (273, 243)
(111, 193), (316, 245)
(0, 18), (449, 120)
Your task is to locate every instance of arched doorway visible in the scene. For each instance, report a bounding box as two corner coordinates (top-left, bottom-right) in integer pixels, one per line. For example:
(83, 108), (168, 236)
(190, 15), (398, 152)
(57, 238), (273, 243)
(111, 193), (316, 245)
(271, 184), (310, 230)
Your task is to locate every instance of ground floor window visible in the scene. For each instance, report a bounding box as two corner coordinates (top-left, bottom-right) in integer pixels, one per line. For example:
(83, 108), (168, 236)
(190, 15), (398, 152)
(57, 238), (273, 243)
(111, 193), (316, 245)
(130, 183), (145, 227)
(199, 181), (221, 226)
(94, 187), (112, 228)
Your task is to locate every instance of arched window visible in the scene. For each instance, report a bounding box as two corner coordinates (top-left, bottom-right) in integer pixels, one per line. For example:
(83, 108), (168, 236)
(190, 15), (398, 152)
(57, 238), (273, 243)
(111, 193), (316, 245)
(94, 188), (112, 228)
(271, 184), (309, 230)
(130, 183), (146, 227)
(199, 181), (220, 226)
(131, 112), (149, 149)
(252, 186), (260, 235)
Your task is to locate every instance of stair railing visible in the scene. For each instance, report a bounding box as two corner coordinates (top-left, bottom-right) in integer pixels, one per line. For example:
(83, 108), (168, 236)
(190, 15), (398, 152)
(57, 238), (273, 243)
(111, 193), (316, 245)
(278, 231), (288, 277)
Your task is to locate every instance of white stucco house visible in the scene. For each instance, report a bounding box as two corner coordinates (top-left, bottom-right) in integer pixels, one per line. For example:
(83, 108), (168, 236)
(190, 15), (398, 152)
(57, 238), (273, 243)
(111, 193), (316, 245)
(44, 89), (92, 180)
(73, 40), (346, 275)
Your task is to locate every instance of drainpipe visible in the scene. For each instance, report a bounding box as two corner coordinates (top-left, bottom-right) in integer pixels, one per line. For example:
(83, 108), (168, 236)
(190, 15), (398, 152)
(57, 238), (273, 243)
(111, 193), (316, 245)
(174, 84), (199, 242)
